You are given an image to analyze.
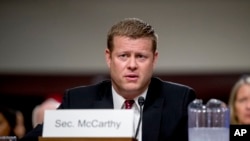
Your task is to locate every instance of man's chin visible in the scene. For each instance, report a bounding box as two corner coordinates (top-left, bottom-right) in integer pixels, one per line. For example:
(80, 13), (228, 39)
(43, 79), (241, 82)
(123, 83), (139, 88)
(123, 86), (141, 93)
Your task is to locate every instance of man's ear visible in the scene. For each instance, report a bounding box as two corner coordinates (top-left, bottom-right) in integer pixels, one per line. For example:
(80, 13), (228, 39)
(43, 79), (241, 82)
(153, 51), (159, 66)
(105, 48), (111, 68)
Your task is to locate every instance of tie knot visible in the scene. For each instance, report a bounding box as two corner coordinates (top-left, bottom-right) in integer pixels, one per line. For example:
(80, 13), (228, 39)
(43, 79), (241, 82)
(124, 100), (135, 109)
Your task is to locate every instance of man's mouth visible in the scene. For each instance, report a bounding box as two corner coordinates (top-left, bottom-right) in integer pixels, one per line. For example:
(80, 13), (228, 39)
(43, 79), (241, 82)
(125, 74), (138, 81)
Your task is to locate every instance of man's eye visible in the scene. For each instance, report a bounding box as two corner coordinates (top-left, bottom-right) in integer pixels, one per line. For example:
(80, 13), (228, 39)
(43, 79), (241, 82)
(137, 55), (147, 59)
(138, 55), (144, 58)
(119, 54), (128, 58)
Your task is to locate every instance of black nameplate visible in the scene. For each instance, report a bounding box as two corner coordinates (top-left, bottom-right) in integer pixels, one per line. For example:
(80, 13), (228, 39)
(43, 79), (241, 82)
(230, 125), (250, 141)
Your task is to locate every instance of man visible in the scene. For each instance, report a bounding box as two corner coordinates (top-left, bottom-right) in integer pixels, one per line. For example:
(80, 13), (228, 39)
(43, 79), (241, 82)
(21, 18), (196, 141)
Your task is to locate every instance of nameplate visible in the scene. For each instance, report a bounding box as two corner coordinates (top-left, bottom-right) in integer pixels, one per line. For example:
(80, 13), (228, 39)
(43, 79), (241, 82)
(42, 109), (134, 137)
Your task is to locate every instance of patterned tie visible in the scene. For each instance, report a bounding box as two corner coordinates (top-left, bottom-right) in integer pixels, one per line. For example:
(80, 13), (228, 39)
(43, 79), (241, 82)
(124, 100), (135, 109)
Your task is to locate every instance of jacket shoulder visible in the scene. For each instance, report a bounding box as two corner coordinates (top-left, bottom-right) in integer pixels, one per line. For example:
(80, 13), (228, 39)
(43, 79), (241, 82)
(152, 77), (194, 90)
(151, 77), (196, 100)
(66, 79), (111, 94)
(58, 80), (112, 109)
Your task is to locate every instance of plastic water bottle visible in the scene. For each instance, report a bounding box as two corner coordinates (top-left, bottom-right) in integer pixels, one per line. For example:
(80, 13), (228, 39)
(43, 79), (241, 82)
(188, 99), (229, 141)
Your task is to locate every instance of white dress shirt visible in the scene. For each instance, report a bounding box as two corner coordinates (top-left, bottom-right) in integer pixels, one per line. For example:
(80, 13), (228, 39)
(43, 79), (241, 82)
(112, 86), (147, 141)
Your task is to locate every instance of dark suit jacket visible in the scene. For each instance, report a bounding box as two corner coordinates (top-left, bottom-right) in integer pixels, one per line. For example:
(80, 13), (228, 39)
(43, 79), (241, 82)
(21, 77), (196, 141)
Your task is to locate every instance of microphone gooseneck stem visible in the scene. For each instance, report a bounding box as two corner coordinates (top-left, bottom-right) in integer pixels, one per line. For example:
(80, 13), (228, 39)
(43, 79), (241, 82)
(134, 97), (145, 140)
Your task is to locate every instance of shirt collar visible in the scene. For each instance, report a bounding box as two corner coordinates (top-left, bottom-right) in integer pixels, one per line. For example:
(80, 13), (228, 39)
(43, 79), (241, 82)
(112, 86), (147, 109)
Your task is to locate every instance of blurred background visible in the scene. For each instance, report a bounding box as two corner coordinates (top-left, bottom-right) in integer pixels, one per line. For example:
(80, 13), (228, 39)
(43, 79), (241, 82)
(0, 0), (250, 133)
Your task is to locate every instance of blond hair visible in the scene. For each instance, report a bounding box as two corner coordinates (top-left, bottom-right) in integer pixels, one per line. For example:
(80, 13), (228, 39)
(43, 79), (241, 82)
(228, 75), (250, 124)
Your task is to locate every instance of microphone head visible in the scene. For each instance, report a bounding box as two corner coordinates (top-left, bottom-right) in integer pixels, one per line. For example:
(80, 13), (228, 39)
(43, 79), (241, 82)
(138, 96), (145, 106)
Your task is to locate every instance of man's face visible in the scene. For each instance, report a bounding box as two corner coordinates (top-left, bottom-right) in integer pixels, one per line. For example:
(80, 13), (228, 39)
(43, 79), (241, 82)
(105, 36), (158, 99)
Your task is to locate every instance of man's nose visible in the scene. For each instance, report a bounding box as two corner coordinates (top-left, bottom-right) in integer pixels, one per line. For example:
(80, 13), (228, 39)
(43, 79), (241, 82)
(128, 57), (137, 70)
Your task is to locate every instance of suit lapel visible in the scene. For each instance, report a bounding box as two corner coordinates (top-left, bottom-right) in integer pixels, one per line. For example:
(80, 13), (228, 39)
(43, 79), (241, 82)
(143, 78), (164, 141)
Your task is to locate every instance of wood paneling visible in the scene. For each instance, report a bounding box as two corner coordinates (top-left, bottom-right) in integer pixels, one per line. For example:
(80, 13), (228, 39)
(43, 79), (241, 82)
(0, 73), (244, 103)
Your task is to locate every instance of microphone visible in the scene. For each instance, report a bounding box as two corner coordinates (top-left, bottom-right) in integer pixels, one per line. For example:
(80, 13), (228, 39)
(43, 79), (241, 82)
(134, 96), (145, 140)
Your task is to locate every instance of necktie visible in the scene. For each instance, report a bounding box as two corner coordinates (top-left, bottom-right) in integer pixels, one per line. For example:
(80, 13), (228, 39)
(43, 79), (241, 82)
(124, 100), (134, 109)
